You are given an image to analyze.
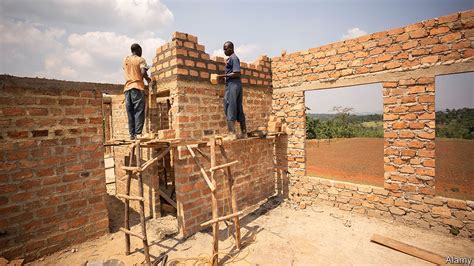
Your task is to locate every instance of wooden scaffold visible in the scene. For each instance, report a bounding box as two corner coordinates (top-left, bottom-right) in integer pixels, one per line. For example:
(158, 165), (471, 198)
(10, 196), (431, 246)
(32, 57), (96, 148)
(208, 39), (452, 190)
(187, 136), (242, 266)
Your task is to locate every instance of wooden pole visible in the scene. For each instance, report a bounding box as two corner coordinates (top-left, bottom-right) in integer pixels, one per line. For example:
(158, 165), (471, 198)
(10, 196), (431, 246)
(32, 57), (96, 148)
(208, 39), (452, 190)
(136, 141), (151, 266)
(186, 145), (216, 191)
(219, 144), (242, 249)
(124, 144), (134, 255)
(200, 211), (243, 227)
(210, 137), (219, 266)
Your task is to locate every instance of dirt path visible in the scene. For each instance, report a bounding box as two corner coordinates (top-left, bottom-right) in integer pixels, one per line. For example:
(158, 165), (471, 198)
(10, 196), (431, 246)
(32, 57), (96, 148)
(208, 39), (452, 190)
(29, 197), (473, 265)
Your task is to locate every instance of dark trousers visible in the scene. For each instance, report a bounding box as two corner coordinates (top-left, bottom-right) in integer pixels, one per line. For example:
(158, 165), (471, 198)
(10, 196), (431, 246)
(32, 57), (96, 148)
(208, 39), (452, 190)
(224, 81), (246, 125)
(125, 88), (145, 137)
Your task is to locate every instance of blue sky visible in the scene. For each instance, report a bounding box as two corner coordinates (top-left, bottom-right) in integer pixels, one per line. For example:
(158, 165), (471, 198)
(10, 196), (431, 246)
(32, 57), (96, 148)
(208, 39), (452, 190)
(0, 0), (472, 112)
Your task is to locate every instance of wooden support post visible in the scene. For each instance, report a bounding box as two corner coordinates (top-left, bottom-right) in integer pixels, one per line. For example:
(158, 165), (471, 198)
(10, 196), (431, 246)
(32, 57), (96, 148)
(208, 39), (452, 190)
(219, 144), (242, 250)
(124, 145), (134, 255)
(210, 138), (219, 266)
(136, 141), (151, 266)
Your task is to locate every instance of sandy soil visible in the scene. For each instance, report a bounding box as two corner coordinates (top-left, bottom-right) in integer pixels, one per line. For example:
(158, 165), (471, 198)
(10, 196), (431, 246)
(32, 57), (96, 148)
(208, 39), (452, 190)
(29, 197), (473, 266)
(306, 138), (474, 200)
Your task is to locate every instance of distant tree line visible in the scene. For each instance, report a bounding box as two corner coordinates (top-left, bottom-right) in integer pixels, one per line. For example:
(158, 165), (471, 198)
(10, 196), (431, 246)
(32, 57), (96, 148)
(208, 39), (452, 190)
(306, 107), (473, 140)
(436, 108), (473, 139)
(306, 106), (383, 139)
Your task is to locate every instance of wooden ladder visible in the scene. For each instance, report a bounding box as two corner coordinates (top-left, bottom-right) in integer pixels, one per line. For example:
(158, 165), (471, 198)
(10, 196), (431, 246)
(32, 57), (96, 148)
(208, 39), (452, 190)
(118, 139), (170, 266)
(187, 137), (242, 266)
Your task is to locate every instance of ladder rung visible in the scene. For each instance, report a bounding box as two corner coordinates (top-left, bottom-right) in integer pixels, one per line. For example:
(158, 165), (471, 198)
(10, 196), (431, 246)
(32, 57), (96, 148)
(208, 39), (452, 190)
(210, 160), (238, 172)
(116, 194), (144, 201)
(120, 228), (145, 240)
(200, 211), (243, 227)
(121, 166), (142, 172)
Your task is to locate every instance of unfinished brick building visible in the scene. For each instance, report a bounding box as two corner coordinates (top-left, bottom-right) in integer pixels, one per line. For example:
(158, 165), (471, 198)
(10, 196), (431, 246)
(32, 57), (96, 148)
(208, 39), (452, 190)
(1, 9), (473, 262)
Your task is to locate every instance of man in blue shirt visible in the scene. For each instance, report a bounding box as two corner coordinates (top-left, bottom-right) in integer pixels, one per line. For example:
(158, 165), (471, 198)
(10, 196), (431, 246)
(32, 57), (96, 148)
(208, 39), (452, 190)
(217, 41), (247, 138)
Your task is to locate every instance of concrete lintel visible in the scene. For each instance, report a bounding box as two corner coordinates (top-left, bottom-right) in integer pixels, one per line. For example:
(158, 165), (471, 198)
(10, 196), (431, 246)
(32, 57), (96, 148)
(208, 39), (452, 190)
(274, 59), (474, 93)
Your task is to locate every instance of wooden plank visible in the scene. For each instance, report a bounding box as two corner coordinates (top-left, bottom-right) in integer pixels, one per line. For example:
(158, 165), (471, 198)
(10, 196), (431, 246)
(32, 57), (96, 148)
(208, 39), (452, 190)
(141, 146), (170, 171)
(370, 234), (447, 266)
(200, 211), (244, 227)
(209, 160), (238, 172)
(116, 194), (144, 201)
(218, 144), (242, 250)
(124, 144), (134, 255)
(121, 166), (142, 172)
(194, 147), (211, 162)
(210, 137), (219, 266)
(136, 142), (152, 266)
(186, 145), (215, 191)
(6, 258), (24, 266)
(119, 228), (145, 240)
(159, 188), (177, 208)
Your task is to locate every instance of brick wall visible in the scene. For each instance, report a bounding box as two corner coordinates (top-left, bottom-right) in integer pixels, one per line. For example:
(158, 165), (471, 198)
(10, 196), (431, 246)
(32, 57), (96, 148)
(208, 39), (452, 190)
(151, 32), (271, 87)
(0, 75), (122, 261)
(174, 138), (275, 236)
(272, 10), (473, 88)
(271, 10), (474, 238)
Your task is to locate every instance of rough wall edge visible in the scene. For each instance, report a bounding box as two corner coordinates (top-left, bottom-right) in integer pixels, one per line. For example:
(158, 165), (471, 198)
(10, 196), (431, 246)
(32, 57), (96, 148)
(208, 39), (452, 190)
(273, 58), (474, 93)
(175, 79), (273, 93)
(0, 74), (123, 94)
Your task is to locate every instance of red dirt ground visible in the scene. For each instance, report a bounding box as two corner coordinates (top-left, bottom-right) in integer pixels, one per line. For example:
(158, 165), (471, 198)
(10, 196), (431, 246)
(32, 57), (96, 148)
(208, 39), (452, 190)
(306, 138), (473, 200)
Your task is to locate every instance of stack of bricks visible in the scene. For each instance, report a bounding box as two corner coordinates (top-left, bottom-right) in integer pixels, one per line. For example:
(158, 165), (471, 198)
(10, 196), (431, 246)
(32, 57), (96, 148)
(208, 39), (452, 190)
(0, 75), (121, 261)
(271, 10), (474, 88)
(173, 139), (274, 236)
(270, 10), (474, 238)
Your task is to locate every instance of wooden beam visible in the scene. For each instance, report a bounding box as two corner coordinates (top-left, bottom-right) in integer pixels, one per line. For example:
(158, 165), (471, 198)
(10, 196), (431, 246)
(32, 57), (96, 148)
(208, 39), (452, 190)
(121, 166), (142, 172)
(194, 147), (211, 162)
(200, 211), (244, 227)
(210, 160), (238, 172)
(370, 234), (447, 266)
(119, 228), (145, 240)
(218, 144), (242, 249)
(186, 145), (216, 191)
(210, 137), (219, 266)
(159, 188), (177, 208)
(141, 146), (171, 171)
(116, 194), (144, 201)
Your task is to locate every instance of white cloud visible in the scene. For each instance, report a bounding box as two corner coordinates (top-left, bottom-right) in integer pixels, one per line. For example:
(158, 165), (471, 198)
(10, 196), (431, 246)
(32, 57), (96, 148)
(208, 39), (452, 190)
(342, 27), (368, 39)
(37, 31), (165, 83)
(0, 0), (174, 34)
(211, 44), (260, 63)
(0, 0), (172, 83)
